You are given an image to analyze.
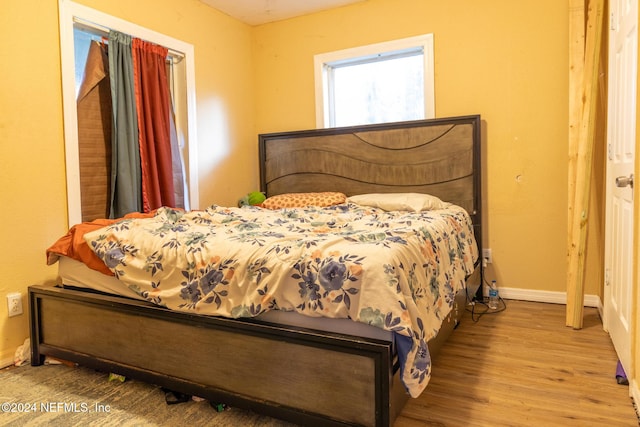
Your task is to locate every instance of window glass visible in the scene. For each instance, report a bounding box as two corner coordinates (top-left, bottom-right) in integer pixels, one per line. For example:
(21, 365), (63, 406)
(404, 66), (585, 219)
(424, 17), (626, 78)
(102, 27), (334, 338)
(73, 28), (98, 97)
(315, 34), (434, 128)
(331, 53), (424, 127)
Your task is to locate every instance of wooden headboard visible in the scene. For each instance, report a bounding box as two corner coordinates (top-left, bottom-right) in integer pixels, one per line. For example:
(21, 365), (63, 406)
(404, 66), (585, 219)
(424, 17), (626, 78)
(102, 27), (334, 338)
(259, 114), (481, 233)
(259, 115), (483, 298)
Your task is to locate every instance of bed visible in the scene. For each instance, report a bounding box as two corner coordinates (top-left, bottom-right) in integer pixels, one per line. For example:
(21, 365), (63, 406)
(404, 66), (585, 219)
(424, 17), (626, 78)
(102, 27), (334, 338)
(30, 114), (482, 426)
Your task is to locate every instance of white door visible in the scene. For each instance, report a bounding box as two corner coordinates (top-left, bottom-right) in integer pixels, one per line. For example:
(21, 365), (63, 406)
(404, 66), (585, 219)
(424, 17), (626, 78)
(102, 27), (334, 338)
(604, 0), (637, 376)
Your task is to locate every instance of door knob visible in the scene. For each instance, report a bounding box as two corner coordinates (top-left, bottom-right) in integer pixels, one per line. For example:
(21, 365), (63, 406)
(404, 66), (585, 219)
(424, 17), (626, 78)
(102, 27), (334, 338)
(616, 174), (634, 188)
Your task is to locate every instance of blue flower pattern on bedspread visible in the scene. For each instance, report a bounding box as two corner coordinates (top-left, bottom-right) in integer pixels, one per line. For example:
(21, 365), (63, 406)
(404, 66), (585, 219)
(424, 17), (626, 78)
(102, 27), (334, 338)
(84, 203), (478, 397)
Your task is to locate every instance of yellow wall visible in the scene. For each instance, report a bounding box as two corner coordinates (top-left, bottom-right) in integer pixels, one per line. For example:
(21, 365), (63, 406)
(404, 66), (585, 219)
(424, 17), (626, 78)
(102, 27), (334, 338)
(634, 0), (640, 406)
(252, 0), (576, 296)
(0, 0), (255, 364)
(0, 0), (612, 373)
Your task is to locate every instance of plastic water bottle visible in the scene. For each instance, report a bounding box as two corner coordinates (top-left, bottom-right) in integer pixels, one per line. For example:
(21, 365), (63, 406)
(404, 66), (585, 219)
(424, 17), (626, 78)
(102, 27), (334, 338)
(488, 280), (499, 310)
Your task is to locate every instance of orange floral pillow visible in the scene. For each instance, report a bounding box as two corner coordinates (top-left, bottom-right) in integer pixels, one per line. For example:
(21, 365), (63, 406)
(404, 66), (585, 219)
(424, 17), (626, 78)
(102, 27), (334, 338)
(262, 192), (347, 209)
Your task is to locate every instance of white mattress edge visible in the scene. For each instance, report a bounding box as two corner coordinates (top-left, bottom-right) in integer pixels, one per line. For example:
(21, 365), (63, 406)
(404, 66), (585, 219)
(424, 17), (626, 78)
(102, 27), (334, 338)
(57, 256), (392, 342)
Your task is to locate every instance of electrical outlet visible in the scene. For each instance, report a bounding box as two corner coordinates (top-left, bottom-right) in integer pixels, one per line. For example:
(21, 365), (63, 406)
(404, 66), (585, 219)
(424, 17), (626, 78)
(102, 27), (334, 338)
(482, 248), (492, 264)
(7, 292), (23, 317)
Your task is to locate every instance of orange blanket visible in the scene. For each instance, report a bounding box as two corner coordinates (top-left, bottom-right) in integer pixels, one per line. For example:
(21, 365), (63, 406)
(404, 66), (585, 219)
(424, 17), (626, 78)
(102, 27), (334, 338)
(46, 211), (156, 276)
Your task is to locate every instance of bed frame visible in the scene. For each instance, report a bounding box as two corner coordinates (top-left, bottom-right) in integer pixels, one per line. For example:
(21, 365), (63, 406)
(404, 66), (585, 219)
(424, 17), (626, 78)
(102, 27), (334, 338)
(30, 114), (482, 426)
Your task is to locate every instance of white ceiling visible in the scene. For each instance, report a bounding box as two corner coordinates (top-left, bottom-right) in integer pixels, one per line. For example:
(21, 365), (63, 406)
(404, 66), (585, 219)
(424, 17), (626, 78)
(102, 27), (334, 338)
(200, 0), (366, 26)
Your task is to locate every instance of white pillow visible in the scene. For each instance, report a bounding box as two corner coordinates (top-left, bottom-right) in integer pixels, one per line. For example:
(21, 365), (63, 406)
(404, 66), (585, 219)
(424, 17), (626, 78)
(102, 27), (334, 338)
(347, 193), (451, 212)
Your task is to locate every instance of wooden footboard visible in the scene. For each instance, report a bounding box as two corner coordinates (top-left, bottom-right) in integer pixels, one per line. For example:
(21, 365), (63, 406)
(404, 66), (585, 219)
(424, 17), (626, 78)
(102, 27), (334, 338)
(29, 281), (471, 426)
(30, 284), (399, 426)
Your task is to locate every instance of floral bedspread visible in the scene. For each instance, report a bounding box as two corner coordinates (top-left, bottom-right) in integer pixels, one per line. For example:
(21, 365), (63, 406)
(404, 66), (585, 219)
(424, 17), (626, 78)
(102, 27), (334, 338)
(83, 203), (478, 397)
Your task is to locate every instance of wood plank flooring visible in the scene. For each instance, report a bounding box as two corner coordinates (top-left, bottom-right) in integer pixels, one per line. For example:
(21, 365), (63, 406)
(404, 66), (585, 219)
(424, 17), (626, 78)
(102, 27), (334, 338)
(395, 300), (638, 426)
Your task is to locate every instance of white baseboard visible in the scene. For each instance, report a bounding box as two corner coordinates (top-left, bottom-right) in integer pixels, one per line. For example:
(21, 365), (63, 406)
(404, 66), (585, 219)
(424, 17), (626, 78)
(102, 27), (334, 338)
(495, 286), (602, 309)
(0, 353), (14, 369)
(0, 288), (606, 369)
(631, 379), (640, 420)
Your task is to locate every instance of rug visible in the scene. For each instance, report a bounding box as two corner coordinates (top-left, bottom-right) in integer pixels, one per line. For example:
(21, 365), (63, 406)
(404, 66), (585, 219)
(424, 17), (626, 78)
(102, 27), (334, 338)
(0, 363), (297, 426)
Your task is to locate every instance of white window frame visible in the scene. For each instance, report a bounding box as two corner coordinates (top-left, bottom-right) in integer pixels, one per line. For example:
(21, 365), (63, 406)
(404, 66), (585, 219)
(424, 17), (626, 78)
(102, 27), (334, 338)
(314, 34), (435, 128)
(58, 0), (199, 226)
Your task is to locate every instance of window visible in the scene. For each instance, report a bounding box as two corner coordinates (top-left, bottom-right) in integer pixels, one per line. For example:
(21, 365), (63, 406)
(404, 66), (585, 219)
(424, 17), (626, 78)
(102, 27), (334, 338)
(59, 0), (199, 225)
(314, 34), (435, 128)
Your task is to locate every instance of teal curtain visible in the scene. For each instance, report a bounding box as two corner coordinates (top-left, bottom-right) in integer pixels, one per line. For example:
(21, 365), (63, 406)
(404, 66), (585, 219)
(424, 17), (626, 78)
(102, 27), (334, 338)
(108, 30), (142, 218)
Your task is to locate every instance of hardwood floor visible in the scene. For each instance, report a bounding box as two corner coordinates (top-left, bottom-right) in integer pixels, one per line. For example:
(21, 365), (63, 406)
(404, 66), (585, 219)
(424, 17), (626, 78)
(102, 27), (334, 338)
(395, 299), (639, 427)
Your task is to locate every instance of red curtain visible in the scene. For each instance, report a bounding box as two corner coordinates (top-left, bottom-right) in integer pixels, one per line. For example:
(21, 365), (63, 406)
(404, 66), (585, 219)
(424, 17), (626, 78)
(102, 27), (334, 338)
(131, 39), (175, 212)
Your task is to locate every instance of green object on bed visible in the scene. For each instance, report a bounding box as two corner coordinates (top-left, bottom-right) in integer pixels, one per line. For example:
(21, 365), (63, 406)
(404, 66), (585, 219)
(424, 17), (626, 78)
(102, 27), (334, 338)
(238, 191), (266, 207)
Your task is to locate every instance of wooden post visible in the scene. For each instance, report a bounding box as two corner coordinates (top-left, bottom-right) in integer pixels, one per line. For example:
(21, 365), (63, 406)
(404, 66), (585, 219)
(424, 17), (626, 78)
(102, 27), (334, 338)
(567, 0), (585, 322)
(566, 0), (604, 328)
(566, 0), (586, 327)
